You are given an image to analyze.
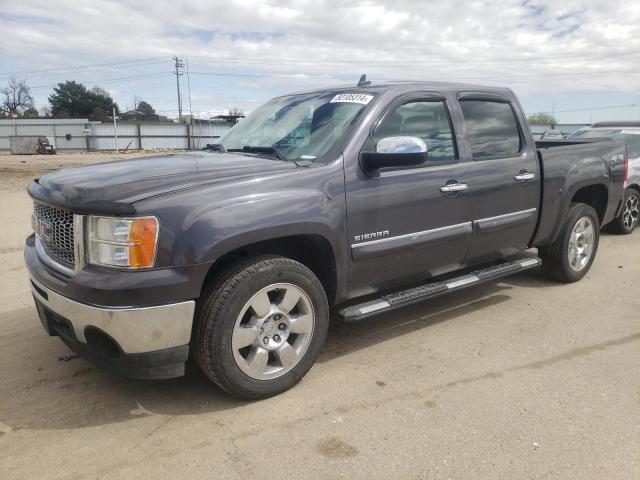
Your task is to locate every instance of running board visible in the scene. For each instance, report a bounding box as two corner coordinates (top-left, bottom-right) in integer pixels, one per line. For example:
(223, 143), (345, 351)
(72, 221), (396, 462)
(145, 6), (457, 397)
(339, 256), (541, 322)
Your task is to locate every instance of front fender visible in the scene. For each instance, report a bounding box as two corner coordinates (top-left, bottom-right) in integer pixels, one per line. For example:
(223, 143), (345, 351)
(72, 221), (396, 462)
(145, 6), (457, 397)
(177, 189), (342, 264)
(133, 159), (349, 300)
(178, 189), (348, 303)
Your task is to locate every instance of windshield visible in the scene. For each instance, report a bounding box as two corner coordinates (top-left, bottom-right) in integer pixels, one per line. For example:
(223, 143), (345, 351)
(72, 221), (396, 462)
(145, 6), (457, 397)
(569, 128), (640, 156)
(217, 91), (374, 162)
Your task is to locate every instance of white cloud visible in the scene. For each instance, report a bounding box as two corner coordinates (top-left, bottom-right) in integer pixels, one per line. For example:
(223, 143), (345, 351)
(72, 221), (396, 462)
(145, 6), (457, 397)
(0, 0), (638, 118)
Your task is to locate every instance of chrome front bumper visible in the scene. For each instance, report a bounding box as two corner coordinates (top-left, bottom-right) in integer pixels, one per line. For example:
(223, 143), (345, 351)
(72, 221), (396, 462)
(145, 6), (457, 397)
(29, 276), (195, 354)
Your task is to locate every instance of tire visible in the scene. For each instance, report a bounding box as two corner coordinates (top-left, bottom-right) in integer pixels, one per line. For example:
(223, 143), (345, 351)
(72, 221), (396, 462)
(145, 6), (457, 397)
(539, 203), (600, 283)
(194, 255), (329, 399)
(608, 188), (640, 235)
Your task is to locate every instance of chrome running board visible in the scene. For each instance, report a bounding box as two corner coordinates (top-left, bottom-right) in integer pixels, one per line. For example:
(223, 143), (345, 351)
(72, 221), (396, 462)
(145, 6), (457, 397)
(339, 256), (542, 322)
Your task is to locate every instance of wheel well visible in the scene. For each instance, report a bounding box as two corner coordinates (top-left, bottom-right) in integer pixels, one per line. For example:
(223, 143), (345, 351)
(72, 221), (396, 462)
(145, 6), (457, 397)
(201, 235), (337, 304)
(571, 184), (608, 225)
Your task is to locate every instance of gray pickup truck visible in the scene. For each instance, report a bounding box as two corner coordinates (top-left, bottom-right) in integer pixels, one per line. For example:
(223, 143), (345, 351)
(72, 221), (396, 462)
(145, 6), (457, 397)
(25, 81), (627, 399)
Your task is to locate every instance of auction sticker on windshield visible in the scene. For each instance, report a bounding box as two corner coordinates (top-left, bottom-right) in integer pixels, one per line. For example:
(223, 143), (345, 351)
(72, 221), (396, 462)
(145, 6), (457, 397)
(330, 93), (374, 105)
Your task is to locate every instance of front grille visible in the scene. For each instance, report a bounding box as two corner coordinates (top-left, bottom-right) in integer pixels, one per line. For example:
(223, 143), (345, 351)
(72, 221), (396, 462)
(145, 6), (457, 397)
(33, 202), (75, 266)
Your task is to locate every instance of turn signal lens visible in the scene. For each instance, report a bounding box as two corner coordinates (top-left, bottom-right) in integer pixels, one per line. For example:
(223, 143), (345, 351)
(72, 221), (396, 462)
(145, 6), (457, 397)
(129, 217), (158, 268)
(88, 216), (159, 269)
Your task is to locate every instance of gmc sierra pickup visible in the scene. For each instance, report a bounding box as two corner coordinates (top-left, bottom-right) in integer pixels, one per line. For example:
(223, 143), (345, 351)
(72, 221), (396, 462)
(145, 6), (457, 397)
(25, 81), (627, 399)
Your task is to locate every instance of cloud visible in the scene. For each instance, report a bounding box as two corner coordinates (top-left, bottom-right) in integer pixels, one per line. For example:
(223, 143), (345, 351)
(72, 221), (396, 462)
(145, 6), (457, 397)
(0, 0), (639, 117)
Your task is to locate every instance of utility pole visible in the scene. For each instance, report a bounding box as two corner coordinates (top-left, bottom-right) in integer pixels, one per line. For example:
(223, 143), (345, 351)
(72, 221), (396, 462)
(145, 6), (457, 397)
(173, 56), (184, 122)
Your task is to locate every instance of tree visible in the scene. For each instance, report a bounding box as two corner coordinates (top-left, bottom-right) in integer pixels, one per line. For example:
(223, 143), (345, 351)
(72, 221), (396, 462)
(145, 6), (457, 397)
(130, 95), (141, 111)
(22, 107), (39, 118)
(527, 113), (557, 125)
(89, 86), (118, 121)
(137, 100), (155, 115)
(48, 81), (119, 120)
(90, 86), (111, 99)
(228, 106), (245, 117)
(38, 106), (52, 118)
(1, 77), (35, 116)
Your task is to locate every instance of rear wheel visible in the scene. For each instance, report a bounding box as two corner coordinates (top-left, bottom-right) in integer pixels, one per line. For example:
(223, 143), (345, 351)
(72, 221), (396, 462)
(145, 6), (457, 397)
(609, 188), (640, 234)
(194, 255), (329, 399)
(539, 203), (600, 283)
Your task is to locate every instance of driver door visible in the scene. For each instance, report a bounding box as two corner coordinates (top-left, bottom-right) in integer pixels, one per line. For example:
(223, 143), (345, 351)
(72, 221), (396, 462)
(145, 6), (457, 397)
(344, 94), (473, 297)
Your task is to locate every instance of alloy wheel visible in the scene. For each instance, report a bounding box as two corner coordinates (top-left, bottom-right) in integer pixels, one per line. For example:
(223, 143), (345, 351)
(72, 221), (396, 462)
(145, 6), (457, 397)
(231, 283), (315, 380)
(622, 194), (639, 230)
(568, 216), (595, 272)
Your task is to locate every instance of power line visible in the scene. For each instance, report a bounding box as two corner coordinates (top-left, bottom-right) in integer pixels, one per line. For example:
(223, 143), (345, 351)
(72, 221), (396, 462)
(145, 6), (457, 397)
(531, 104), (638, 114)
(5, 49), (638, 80)
(0, 57), (169, 78)
(187, 50), (640, 68)
(189, 68), (640, 82)
(189, 71), (340, 81)
(22, 67), (638, 93)
(0, 59), (171, 81)
(29, 72), (173, 90)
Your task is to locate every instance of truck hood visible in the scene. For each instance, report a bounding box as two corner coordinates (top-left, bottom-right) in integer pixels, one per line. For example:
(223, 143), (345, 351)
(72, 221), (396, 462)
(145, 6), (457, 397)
(28, 152), (298, 215)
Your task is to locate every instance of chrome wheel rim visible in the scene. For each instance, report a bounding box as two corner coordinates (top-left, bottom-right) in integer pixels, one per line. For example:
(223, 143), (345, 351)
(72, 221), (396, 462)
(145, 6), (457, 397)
(232, 283), (315, 380)
(622, 194), (639, 230)
(568, 216), (595, 272)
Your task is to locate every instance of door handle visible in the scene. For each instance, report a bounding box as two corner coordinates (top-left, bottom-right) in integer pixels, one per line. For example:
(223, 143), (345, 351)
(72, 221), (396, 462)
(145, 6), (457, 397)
(440, 183), (469, 193)
(514, 172), (536, 181)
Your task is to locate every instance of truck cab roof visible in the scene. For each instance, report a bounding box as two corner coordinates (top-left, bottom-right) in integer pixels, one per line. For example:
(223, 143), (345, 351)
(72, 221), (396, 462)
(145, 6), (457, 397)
(279, 81), (514, 99)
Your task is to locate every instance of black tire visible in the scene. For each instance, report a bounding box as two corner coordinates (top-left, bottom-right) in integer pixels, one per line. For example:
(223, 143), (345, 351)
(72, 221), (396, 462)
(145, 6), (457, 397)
(608, 188), (640, 235)
(539, 203), (600, 283)
(194, 255), (329, 399)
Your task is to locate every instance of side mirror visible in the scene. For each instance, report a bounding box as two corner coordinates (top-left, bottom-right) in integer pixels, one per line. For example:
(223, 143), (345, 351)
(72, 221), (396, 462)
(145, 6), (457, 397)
(361, 136), (428, 171)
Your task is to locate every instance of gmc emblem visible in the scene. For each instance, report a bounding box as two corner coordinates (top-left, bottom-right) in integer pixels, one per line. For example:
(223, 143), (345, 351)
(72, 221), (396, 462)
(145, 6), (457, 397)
(32, 215), (52, 243)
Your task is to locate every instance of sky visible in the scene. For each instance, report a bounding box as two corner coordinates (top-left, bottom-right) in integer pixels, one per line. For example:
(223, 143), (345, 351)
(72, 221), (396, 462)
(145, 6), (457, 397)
(0, 0), (639, 123)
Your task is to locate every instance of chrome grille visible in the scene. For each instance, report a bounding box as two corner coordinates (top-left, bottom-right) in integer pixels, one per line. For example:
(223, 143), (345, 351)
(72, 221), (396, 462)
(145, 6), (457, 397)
(33, 202), (75, 266)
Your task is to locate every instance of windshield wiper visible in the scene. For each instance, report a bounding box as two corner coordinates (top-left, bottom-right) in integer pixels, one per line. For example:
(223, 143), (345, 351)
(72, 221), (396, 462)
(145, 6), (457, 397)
(228, 145), (288, 161)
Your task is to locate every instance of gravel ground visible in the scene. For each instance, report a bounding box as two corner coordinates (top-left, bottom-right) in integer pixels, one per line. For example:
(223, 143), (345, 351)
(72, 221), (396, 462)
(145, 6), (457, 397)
(0, 151), (171, 191)
(0, 153), (638, 479)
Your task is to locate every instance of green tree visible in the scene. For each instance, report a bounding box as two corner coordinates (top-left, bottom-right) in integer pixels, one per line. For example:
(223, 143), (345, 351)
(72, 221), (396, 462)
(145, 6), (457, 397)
(137, 100), (155, 115)
(527, 113), (557, 125)
(89, 106), (107, 122)
(48, 81), (119, 119)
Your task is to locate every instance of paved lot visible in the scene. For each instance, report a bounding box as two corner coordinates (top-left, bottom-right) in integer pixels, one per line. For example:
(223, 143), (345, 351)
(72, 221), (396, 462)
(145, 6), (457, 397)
(1, 154), (639, 479)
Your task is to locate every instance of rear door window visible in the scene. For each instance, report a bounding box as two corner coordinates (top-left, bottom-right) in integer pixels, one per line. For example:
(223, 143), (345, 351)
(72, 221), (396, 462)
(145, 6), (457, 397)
(459, 100), (522, 160)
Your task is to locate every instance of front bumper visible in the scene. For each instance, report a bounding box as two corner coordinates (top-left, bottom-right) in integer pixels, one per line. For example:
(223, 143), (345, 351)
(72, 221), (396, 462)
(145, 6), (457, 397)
(30, 276), (195, 379)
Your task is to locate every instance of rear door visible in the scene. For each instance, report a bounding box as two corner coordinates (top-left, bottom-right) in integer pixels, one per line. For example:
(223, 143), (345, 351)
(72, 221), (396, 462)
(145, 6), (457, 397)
(455, 92), (540, 263)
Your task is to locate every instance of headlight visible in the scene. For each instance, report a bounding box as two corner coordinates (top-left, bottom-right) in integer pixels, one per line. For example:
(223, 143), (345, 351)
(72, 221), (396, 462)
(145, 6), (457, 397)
(88, 216), (159, 269)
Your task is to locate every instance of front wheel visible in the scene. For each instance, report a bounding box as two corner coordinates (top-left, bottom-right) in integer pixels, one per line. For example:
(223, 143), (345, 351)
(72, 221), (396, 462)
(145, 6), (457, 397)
(194, 256), (329, 399)
(539, 203), (600, 283)
(609, 188), (640, 234)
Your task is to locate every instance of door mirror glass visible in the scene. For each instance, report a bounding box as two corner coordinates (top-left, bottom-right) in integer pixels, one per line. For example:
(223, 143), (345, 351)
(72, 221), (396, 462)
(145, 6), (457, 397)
(362, 136), (428, 170)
